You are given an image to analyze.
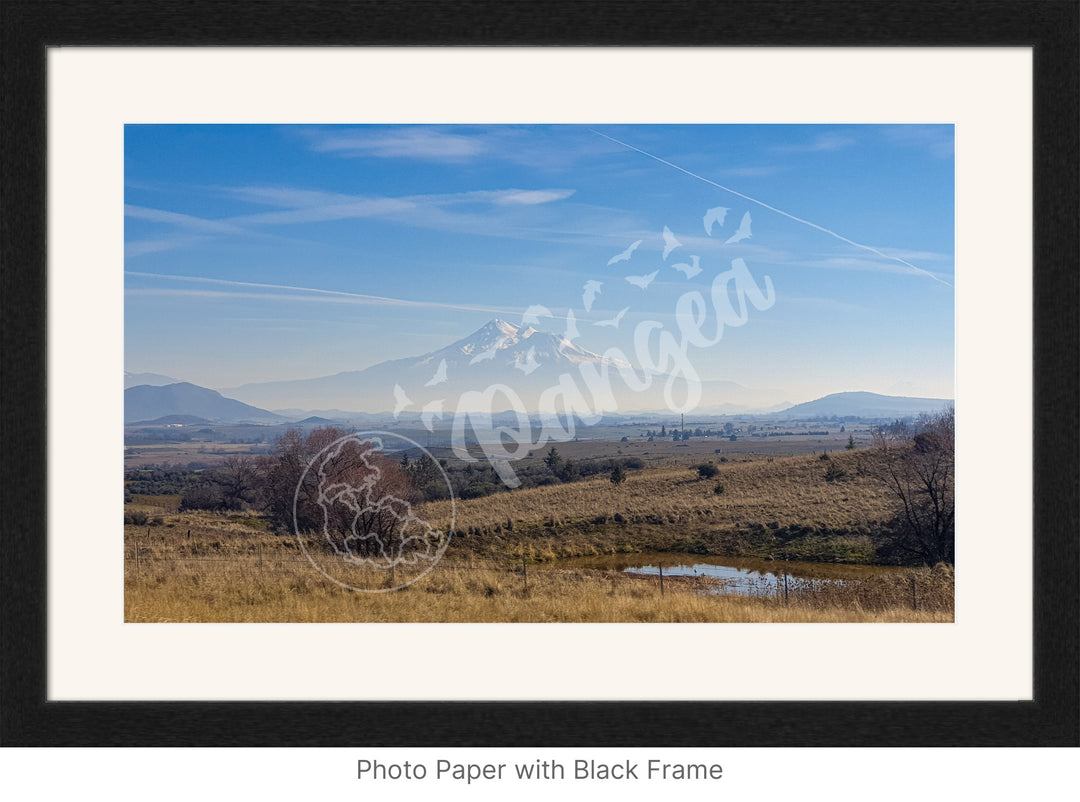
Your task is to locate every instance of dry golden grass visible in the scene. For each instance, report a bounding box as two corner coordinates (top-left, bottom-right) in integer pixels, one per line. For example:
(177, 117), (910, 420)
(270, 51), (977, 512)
(123, 453), (952, 623)
(125, 555), (952, 623)
(418, 451), (895, 562)
(127, 493), (182, 514)
(124, 513), (951, 623)
(426, 452), (891, 529)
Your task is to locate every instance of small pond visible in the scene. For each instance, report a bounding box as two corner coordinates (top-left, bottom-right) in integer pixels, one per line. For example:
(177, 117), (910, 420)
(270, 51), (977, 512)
(560, 552), (911, 595)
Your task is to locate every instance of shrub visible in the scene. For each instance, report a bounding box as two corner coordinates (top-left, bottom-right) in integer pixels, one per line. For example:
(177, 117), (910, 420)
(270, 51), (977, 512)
(180, 484), (224, 511)
(695, 463), (719, 479)
(713, 482), (725, 495)
(824, 464), (847, 482)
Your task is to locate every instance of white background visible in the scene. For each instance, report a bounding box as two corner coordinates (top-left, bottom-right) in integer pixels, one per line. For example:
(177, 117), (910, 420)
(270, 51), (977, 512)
(15, 46), (1062, 798)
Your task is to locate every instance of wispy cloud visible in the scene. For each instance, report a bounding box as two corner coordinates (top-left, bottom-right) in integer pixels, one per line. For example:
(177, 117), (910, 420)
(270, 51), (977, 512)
(306, 128), (487, 162)
(229, 197), (418, 226)
(489, 189), (576, 206)
(223, 185), (574, 211)
(719, 166), (782, 178)
(218, 186), (362, 208)
(774, 133), (856, 153)
(125, 184), (580, 257)
(124, 201), (332, 257)
(301, 126), (616, 172)
(124, 204), (246, 235)
(125, 236), (212, 259)
(879, 125), (954, 158)
(124, 272), (524, 316)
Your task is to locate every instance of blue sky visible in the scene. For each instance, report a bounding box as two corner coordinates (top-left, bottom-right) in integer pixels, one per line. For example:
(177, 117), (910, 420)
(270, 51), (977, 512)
(125, 124), (954, 404)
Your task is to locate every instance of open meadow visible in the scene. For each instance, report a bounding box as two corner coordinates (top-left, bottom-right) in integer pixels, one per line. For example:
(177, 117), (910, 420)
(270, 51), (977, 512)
(124, 447), (954, 623)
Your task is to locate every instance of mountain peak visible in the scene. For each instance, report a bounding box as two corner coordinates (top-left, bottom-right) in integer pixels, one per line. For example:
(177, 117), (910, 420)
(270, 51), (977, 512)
(450, 318), (528, 357)
(487, 318), (521, 336)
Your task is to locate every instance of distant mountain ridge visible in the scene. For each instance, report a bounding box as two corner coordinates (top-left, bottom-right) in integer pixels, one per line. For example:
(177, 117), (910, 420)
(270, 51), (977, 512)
(125, 382), (286, 424)
(223, 318), (785, 413)
(124, 370), (181, 389)
(778, 391), (952, 419)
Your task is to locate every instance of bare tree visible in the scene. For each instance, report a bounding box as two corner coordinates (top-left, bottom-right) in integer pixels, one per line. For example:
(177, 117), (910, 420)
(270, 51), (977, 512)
(866, 407), (955, 565)
(216, 454), (258, 510)
(258, 428), (424, 564)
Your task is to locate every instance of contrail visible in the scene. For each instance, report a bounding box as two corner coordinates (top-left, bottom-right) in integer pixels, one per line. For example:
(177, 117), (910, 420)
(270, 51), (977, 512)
(590, 129), (952, 287)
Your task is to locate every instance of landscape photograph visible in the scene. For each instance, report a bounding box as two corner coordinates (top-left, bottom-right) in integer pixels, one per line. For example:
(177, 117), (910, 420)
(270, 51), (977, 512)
(123, 123), (955, 623)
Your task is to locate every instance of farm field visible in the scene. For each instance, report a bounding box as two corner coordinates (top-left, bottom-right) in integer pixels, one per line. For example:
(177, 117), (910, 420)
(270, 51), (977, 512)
(124, 423), (873, 469)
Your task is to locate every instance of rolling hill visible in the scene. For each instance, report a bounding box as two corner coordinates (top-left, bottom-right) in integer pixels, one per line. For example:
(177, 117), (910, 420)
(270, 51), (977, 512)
(124, 370), (182, 389)
(124, 382), (286, 424)
(777, 391), (952, 420)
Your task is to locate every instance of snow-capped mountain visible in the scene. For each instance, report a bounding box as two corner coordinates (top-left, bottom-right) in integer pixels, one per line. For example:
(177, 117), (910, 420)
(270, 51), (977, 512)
(223, 319), (632, 412)
(419, 319), (630, 372)
(222, 318), (776, 414)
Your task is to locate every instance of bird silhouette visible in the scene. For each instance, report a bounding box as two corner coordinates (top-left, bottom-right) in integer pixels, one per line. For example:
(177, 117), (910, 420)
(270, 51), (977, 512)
(607, 239), (642, 265)
(595, 307), (630, 328)
(514, 346), (541, 375)
(662, 226), (682, 260)
(703, 206), (730, 236)
(521, 305), (553, 326)
(563, 308), (581, 343)
(582, 280), (602, 312)
(420, 400), (443, 431)
(625, 269), (658, 290)
(671, 255), (702, 279)
(469, 336), (507, 364)
(424, 358), (448, 387)
(392, 384), (412, 418)
(725, 211), (752, 244)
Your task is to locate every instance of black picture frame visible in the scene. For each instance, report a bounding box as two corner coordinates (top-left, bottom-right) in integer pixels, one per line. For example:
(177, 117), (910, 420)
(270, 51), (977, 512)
(2, 0), (1077, 747)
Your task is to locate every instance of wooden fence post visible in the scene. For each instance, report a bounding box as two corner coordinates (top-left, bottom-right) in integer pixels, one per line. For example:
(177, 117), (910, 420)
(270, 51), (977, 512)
(659, 562), (664, 596)
(134, 541), (139, 575)
(522, 557), (528, 593)
(783, 573), (790, 605)
(911, 576), (918, 612)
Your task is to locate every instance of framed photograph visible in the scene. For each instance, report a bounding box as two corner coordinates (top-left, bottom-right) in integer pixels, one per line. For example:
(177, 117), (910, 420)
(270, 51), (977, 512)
(2, 1), (1076, 750)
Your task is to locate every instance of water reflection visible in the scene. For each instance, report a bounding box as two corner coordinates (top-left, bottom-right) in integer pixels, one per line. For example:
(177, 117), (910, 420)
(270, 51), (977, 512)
(562, 553), (909, 596)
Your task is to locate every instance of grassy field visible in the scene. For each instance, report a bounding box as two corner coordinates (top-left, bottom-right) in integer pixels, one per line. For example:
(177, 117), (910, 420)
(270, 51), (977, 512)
(420, 450), (897, 562)
(125, 552), (953, 623)
(123, 448), (953, 623)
